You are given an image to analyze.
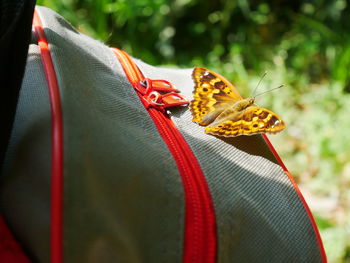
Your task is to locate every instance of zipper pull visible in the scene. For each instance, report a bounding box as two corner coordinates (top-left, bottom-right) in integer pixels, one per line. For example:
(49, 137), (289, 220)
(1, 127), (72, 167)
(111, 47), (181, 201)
(150, 79), (179, 92)
(158, 92), (189, 108)
(137, 78), (189, 112)
(137, 78), (179, 94)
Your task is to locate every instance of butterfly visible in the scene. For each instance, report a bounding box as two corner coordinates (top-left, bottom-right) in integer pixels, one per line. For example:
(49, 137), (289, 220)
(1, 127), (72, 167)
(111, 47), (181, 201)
(190, 67), (286, 137)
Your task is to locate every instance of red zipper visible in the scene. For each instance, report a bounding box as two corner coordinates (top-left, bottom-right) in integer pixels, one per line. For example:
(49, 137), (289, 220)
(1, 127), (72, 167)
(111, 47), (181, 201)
(112, 48), (217, 263)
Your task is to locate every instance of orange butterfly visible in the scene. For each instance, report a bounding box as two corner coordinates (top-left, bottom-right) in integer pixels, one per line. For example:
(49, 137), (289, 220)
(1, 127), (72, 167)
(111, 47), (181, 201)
(190, 67), (286, 137)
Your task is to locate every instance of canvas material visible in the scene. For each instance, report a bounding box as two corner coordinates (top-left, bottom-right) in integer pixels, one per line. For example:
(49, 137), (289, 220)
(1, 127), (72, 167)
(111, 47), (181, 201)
(0, 42), (52, 262)
(0, 6), (323, 263)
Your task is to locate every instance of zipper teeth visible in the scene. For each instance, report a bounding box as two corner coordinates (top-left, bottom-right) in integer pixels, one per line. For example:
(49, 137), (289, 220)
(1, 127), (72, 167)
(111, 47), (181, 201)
(112, 48), (216, 263)
(164, 113), (216, 262)
(149, 108), (205, 262)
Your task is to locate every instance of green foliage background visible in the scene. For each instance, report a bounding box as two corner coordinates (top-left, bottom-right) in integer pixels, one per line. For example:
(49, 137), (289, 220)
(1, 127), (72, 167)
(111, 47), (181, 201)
(37, 0), (350, 261)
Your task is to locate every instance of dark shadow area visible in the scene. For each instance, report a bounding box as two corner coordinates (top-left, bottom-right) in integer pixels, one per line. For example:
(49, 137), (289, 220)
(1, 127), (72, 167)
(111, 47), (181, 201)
(217, 134), (279, 165)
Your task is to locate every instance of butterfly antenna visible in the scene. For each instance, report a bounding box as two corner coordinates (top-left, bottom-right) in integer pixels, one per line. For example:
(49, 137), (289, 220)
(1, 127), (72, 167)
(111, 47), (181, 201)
(252, 71), (267, 97)
(254, 84), (285, 98)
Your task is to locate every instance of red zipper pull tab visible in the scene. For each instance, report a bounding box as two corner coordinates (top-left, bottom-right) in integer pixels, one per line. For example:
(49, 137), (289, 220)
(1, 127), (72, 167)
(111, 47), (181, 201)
(136, 78), (189, 111)
(160, 92), (189, 108)
(150, 79), (179, 92)
(137, 78), (179, 94)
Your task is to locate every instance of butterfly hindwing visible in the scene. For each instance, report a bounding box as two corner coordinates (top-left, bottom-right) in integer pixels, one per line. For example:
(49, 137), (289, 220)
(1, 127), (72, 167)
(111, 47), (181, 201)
(204, 106), (286, 137)
(190, 67), (243, 126)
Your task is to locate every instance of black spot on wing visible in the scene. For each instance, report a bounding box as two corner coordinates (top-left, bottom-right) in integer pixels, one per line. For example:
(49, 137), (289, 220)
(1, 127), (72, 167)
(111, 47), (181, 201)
(214, 81), (225, 89)
(242, 114), (252, 121)
(258, 111), (269, 119)
(270, 116), (278, 125)
(201, 73), (216, 81)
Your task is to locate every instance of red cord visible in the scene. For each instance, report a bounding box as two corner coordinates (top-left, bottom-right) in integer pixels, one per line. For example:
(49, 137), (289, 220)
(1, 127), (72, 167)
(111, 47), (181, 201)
(262, 134), (327, 262)
(33, 9), (64, 263)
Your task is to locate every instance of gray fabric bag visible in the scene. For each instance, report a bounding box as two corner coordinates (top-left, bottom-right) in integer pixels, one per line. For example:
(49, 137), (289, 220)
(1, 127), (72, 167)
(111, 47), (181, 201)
(0, 6), (326, 263)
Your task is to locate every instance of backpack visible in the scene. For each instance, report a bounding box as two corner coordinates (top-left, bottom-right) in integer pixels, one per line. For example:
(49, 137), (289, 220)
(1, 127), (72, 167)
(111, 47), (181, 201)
(0, 6), (327, 263)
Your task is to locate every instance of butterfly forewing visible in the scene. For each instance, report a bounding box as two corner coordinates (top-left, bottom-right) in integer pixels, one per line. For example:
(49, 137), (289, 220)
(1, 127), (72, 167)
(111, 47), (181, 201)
(190, 67), (243, 126)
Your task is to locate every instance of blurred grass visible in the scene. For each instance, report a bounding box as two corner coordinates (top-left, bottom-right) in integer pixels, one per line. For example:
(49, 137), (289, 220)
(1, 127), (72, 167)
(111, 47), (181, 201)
(37, 0), (350, 261)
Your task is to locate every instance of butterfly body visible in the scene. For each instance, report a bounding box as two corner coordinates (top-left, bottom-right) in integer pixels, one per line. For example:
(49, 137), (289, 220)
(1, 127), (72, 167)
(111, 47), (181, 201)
(190, 67), (286, 137)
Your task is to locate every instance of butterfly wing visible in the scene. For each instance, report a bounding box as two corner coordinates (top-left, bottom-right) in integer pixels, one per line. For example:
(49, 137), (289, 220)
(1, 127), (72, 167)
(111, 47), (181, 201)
(190, 67), (243, 126)
(205, 106), (286, 137)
